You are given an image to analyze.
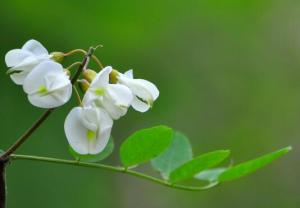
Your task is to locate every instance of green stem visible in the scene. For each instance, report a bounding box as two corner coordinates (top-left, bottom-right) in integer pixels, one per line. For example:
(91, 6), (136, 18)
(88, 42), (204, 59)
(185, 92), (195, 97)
(63, 49), (86, 57)
(64, 49), (104, 69)
(10, 154), (219, 192)
(73, 86), (83, 106)
(66, 62), (82, 71)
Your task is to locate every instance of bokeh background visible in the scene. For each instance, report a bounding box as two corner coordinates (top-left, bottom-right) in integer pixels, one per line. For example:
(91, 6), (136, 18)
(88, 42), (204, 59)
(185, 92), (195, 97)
(0, 0), (299, 207)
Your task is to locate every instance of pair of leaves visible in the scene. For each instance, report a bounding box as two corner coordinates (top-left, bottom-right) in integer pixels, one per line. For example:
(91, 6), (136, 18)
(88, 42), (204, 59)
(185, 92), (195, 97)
(150, 131), (230, 183)
(119, 126), (230, 183)
(195, 146), (292, 183)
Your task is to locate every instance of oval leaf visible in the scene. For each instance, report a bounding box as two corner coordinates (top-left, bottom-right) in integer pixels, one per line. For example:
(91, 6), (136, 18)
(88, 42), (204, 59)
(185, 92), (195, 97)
(69, 137), (114, 162)
(151, 131), (193, 179)
(120, 125), (173, 167)
(169, 150), (230, 183)
(219, 146), (292, 182)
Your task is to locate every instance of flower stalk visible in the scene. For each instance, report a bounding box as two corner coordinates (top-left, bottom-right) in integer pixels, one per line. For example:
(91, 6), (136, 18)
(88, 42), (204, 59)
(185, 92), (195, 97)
(10, 154), (219, 192)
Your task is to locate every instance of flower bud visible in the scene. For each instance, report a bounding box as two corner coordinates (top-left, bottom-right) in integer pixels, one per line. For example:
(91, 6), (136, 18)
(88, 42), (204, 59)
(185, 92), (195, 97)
(78, 79), (90, 93)
(82, 69), (97, 83)
(109, 69), (119, 84)
(50, 52), (65, 63)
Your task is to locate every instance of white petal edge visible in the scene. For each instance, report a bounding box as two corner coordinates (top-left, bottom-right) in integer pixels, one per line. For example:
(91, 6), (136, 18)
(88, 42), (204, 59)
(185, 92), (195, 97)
(133, 79), (159, 100)
(10, 70), (31, 85)
(89, 108), (113, 154)
(101, 98), (128, 120)
(90, 66), (112, 88)
(5, 49), (31, 67)
(64, 107), (90, 154)
(131, 96), (151, 112)
(119, 76), (159, 102)
(22, 39), (49, 56)
(106, 84), (133, 106)
(124, 69), (134, 78)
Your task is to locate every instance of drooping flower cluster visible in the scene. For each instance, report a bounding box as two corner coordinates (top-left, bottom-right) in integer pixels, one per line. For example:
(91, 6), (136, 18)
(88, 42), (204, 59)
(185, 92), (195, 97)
(5, 40), (72, 108)
(5, 39), (159, 155)
(66, 66), (159, 155)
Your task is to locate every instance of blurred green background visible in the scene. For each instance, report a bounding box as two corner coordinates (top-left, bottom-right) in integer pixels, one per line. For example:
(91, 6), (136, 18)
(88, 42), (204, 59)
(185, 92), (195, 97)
(0, 0), (299, 207)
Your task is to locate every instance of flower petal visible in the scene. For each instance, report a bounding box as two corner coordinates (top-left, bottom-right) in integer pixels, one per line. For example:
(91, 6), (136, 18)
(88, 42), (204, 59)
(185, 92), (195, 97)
(82, 91), (98, 107)
(80, 107), (99, 132)
(50, 84), (72, 105)
(23, 61), (65, 94)
(22, 39), (48, 56)
(119, 76), (159, 102)
(10, 70), (31, 85)
(106, 84), (133, 107)
(131, 96), (151, 112)
(26, 93), (55, 108)
(89, 108), (113, 154)
(27, 84), (72, 108)
(44, 73), (70, 91)
(5, 49), (31, 67)
(65, 107), (113, 155)
(64, 107), (89, 155)
(124, 69), (134, 78)
(101, 98), (128, 120)
(90, 66), (112, 88)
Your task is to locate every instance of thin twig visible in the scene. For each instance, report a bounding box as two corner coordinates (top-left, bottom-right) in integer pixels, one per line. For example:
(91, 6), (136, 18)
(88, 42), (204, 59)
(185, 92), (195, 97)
(10, 154), (219, 192)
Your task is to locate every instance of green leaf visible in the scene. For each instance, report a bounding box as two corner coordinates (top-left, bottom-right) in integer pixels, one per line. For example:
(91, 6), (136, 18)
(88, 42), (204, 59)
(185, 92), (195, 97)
(169, 150), (230, 183)
(195, 168), (227, 182)
(120, 125), (173, 167)
(69, 137), (114, 162)
(151, 131), (193, 179)
(219, 146), (292, 182)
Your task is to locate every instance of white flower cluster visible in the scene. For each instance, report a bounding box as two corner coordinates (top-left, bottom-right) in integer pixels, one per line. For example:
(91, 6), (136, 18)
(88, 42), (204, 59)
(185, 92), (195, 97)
(5, 39), (159, 155)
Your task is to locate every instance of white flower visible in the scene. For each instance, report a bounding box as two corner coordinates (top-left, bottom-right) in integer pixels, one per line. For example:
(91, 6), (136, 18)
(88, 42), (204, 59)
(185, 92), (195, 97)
(23, 61), (72, 108)
(117, 70), (159, 112)
(5, 39), (52, 85)
(64, 106), (113, 155)
(83, 66), (133, 120)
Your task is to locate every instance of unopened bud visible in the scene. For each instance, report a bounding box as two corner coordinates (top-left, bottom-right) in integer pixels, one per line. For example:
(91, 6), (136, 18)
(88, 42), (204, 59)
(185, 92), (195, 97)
(83, 69), (97, 83)
(78, 79), (90, 93)
(109, 69), (119, 84)
(50, 52), (65, 63)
